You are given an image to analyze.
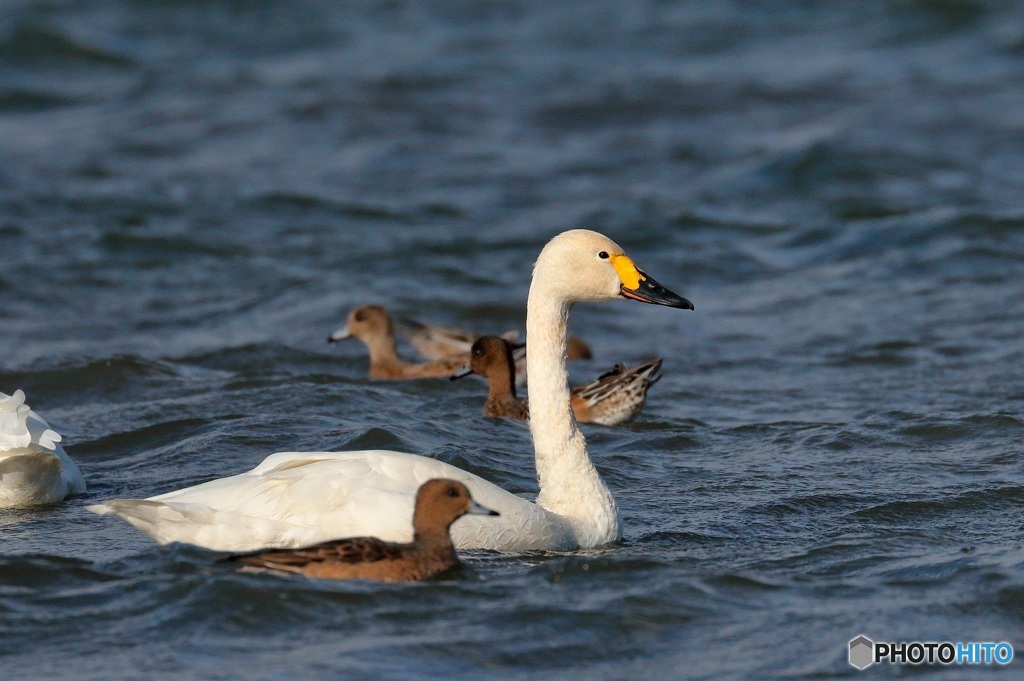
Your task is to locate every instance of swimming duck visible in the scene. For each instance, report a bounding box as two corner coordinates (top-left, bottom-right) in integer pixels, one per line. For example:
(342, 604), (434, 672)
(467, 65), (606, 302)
(328, 305), (466, 379)
(451, 336), (531, 421)
(398, 317), (593, 362)
(88, 230), (693, 552)
(395, 317), (529, 385)
(226, 479), (498, 582)
(0, 390), (86, 507)
(452, 336), (662, 426)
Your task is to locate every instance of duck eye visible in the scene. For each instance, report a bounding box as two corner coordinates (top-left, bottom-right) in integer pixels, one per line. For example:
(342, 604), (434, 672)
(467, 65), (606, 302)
(598, 251), (609, 259)
(446, 487), (460, 498)
(354, 311), (365, 322)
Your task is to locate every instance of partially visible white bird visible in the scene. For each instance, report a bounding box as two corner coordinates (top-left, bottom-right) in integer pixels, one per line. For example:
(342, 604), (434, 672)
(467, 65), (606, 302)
(0, 390), (85, 507)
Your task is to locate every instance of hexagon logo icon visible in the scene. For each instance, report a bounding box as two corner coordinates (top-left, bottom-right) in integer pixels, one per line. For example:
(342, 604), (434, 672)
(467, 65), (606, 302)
(849, 635), (875, 670)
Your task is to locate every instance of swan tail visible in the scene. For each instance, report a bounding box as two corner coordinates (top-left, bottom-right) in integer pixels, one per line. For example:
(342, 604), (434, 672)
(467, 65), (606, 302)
(87, 500), (218, 545)
(87, 499), (315, 551)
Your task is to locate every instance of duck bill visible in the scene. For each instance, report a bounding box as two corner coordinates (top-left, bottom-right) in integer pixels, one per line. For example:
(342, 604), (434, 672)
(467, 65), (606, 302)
(450, 363), (473, 381)
(327, 326), (351, 344)
(468, 500), (500, 517)
(620, 271), (694, 310)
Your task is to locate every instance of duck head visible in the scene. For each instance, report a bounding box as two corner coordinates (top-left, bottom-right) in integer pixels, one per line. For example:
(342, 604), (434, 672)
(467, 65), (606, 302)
(328, 304), (394, 344)
(414, 479), (499, 536)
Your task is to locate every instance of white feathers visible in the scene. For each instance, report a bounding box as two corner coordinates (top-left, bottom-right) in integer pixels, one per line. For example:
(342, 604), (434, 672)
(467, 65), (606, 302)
(0, 389), (86, 507)
(0, 389), (61, 452)
(89, 450), (573, 552)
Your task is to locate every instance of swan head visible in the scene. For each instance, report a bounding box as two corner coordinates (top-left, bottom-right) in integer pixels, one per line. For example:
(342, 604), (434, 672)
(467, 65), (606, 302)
(533, 230), (694, 309)
(327, 304), (393, 343)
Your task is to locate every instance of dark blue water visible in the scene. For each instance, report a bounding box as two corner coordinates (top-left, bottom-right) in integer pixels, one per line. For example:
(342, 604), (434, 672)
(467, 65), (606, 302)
(2, 1), (1023, 678)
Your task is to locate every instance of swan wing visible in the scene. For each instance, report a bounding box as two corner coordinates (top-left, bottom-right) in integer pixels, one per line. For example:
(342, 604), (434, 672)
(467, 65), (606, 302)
(89, 450), (574, 552)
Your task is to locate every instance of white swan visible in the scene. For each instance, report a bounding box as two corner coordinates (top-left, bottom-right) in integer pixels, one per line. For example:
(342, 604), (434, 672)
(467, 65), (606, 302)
(0, 390), (86, 507)
(88, 230), (692, 551)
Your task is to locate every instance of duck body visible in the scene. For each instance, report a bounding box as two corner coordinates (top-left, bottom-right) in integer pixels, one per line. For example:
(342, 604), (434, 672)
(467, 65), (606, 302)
(91, 230), (692, 552)
(396, 317), (520, 360)
(0, 390), (86, 508)
(570, 357), (663, 426)
(226, 479), (499, 582)
(483, 392), (532, 421)
(234, 536), (443, 582)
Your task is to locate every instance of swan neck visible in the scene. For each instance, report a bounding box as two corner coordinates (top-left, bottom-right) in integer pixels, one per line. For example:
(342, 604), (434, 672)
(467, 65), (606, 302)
(525, 259), (621, 547)
(525, 293), (574, 446)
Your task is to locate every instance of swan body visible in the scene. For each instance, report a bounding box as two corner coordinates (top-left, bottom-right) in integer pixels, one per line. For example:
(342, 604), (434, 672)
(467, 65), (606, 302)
(0, 390), (86, 507)
(89, 230), (692, 551)
(92, 450), (575, 551)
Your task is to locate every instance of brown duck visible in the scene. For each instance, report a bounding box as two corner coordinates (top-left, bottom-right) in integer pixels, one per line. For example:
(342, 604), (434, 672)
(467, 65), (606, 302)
(395, 317), (592, 384)
(397, 316), (594, 361)
(226, 479), (498, 582)
(452, 336), (662, 426)
(328, 305), (467, 379)
(395, 317), (522, 360)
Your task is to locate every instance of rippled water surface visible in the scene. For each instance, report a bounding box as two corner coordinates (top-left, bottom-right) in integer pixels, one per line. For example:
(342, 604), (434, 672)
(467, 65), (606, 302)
(2, 1), (1024, 679)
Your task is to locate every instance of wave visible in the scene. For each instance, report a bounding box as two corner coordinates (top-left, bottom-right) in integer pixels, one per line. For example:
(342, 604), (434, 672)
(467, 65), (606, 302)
(3, 23), (135, 70)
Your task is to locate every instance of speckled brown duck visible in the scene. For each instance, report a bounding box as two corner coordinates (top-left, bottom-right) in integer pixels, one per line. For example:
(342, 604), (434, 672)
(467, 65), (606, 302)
(453, 336), (662, 426)
(226, 479), (498, 582)
(328, 305), (467, 379)
(570, 357), (663, 425)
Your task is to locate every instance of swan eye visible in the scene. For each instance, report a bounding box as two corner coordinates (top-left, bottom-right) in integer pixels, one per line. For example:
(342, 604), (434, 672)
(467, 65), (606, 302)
(598, 251), (609, 259)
